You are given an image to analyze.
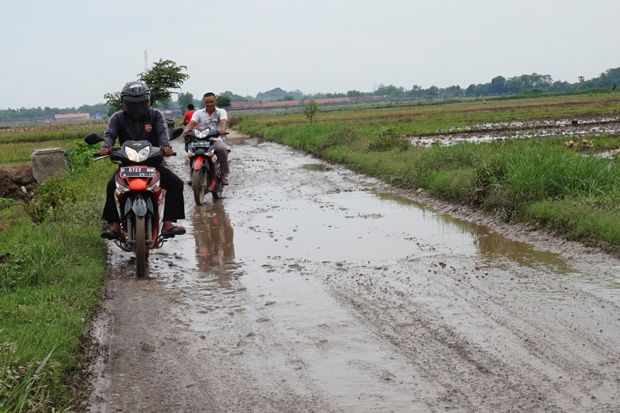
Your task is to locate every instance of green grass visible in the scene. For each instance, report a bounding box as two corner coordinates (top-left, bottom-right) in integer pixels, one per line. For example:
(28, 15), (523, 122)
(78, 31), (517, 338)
(0, 122), (105, 144)
(0, 139), (84, 164)
(0, 121), (105, 164)
(0, 143), (111, 411)
(528, 191), (620, 243)
(239, 92), (620, 136)
(236, 94), (620, 249)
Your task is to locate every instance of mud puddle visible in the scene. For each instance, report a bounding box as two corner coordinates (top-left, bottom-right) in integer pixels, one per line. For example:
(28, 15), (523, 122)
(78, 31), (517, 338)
(87, 131), (620, 412)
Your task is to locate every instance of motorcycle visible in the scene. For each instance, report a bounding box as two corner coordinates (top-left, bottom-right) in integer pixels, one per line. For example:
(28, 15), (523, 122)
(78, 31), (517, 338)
(84, 133), (176, 278)
(186, 128), (229, 205)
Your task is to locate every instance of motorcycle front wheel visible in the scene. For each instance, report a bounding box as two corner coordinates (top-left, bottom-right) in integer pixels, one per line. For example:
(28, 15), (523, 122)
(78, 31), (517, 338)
(191, 169), (207, 205)
(135, 215), (147, 278)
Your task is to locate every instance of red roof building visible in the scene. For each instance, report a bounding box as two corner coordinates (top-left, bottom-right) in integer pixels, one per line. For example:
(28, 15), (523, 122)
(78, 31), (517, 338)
(54, 113), (91, 121)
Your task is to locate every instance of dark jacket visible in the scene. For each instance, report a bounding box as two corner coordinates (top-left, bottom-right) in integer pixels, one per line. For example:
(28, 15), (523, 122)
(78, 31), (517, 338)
(103, 108), (170, 149)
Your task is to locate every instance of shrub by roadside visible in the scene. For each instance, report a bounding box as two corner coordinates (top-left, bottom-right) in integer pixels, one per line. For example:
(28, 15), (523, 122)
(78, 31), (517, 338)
(0, 143), (111, 412)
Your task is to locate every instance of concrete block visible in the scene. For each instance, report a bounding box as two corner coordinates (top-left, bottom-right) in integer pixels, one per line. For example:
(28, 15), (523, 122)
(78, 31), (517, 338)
(31, 148), (68, 183)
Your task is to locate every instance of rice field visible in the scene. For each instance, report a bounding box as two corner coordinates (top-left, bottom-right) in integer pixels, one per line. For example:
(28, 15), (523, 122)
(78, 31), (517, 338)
(0, 121), (105, 164)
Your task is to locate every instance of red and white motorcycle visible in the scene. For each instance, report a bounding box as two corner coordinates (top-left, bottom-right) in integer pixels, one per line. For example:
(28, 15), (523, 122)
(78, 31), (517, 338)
(85, 133), (175, 277)
(185, 128), (229, 205)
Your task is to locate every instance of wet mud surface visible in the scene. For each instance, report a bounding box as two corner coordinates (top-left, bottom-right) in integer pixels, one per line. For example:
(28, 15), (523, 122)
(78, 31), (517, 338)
(409, 114), (620, 146)
(86, 131), (620, 412)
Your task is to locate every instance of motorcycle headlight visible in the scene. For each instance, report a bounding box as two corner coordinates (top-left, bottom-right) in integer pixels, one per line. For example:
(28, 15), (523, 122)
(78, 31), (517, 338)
(125, 146), (150, 162)
(137, 147), (150, 162)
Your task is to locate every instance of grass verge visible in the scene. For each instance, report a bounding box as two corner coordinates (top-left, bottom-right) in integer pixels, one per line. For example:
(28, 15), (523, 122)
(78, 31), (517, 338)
(0, 144), (110, 412)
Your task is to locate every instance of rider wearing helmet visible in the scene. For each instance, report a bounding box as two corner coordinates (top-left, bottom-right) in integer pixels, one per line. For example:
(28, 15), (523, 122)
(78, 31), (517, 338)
(99, 81), (186, 239)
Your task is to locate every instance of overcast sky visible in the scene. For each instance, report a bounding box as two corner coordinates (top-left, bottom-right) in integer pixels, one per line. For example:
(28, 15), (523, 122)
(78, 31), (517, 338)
(1, 0), (619, 109)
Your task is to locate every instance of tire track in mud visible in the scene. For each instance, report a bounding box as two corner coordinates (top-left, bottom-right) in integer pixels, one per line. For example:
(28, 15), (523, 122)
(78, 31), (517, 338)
(321, 253), (620, 412)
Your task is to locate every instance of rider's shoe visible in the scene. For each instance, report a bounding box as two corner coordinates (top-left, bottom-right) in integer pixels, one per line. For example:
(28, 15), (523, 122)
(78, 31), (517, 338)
(101, 223), (121, 240)
(161, 225), (186, 238)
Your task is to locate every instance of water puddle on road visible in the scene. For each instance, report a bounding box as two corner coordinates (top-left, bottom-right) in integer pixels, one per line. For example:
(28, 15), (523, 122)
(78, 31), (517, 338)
(226, 188), (571, 273)
(375, 192), (573, 273)
(171, 186), (575, 411)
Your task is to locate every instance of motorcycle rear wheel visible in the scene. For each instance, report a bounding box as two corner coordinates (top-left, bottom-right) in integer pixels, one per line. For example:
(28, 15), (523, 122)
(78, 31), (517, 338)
(191, 170), (206, 205)
(135, 216), (147, 278)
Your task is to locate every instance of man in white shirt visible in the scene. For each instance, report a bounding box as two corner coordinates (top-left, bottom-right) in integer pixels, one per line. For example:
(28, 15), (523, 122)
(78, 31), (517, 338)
(181, 92), (230, 184)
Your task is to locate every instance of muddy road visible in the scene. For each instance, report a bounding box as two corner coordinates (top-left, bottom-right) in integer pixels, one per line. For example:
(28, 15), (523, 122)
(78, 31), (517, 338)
(86, 131), (620, 412)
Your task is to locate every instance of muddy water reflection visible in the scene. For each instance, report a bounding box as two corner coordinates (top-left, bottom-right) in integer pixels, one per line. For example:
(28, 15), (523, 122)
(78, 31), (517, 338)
(231, 185), (570, 273)
(376, 193), (573, 273)
(192, 202), (236, 272)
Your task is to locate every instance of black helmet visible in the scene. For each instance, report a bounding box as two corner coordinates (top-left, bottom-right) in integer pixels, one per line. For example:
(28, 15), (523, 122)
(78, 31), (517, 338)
(120, 81), (150, 119)
(121, 81), (150, 102)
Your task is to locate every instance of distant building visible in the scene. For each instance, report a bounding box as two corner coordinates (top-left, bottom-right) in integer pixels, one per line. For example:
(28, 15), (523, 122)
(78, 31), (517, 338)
(230, 96), (359, 111)
(161, 108), (182, 118)
(54, 113), (91, 122)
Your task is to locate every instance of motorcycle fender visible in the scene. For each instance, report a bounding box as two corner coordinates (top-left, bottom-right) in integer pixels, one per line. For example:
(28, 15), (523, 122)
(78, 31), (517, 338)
(131, 196), (148, 217)
(193, 156), (205, 171)
(123, 196), (133, 217)
(146, 197), (155, 215)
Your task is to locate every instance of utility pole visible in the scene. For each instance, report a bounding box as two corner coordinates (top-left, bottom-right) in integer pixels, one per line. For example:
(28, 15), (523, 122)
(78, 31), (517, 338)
(144, 50), (148, 71)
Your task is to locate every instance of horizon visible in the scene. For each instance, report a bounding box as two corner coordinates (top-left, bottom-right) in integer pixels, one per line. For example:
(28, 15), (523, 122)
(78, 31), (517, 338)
(1, 65), (617, 111)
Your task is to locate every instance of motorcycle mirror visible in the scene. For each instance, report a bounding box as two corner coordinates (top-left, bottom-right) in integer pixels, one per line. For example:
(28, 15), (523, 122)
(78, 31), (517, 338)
(84, 133), (104, 145)
(170, 127), (184, 140)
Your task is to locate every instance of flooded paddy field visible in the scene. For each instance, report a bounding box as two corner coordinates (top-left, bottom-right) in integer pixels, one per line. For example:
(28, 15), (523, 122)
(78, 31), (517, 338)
(409, 114), (620, 147)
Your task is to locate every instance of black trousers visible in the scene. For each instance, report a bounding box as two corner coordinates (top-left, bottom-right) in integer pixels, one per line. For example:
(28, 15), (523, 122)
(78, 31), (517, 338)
(102, 165), (185, 223)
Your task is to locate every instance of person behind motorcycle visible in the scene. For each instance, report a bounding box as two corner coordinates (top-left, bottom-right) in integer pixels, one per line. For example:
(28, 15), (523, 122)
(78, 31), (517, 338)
(182, 103), (195, 126)
(180, 92), (230, 185)
(99, 81), (186, 239)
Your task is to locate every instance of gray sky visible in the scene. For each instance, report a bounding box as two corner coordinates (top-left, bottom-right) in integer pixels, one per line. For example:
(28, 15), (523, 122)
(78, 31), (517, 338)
(1, 0), (619, 109)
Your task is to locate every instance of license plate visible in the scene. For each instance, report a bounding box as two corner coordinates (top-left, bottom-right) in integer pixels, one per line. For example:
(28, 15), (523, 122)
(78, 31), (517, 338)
(190, 141), (212, 149)
(119, 167), (156, 178)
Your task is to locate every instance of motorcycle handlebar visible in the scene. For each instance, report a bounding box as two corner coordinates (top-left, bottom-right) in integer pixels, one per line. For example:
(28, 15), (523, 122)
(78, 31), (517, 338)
(92, 148), (175, 158)
(188, 131), (229, 139)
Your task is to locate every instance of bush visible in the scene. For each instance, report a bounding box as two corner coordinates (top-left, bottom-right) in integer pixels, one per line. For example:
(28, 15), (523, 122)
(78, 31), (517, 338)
(368, 128), (409, 152)
(427, 168), (476, 201)
(24, 178), (74, 223)
(65, 141), (94, 174)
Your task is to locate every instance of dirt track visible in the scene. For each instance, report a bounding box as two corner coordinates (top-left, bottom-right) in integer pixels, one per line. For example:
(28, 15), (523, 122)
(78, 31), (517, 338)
(85, 131), (620, 412)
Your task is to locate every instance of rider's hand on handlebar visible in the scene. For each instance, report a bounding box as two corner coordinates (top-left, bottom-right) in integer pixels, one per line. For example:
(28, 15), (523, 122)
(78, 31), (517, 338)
(99, 147), (111, 156)
(162, 146), (174, 157)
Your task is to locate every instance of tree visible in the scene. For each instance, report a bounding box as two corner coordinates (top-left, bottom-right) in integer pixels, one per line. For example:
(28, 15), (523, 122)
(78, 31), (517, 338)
(139, 59), (189, 106)
(104, 91), (122, 116)
(303, 99), (319, 123)
(221, 90), (248, 101)
(425, 86), (439, 98)
(375, 84), (406, 98)
(216, 95), (232, 108)
(177, 92), (194, 110)
(490, 76), (506, 95)
(103, 58), (189, 114)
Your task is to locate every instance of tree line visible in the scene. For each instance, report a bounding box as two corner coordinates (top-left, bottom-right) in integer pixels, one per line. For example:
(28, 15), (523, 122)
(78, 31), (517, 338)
(2, 66), (620, 123)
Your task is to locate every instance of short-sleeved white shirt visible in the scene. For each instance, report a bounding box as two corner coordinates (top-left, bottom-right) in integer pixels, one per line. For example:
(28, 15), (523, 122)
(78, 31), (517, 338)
(191, 107), (228, 135)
